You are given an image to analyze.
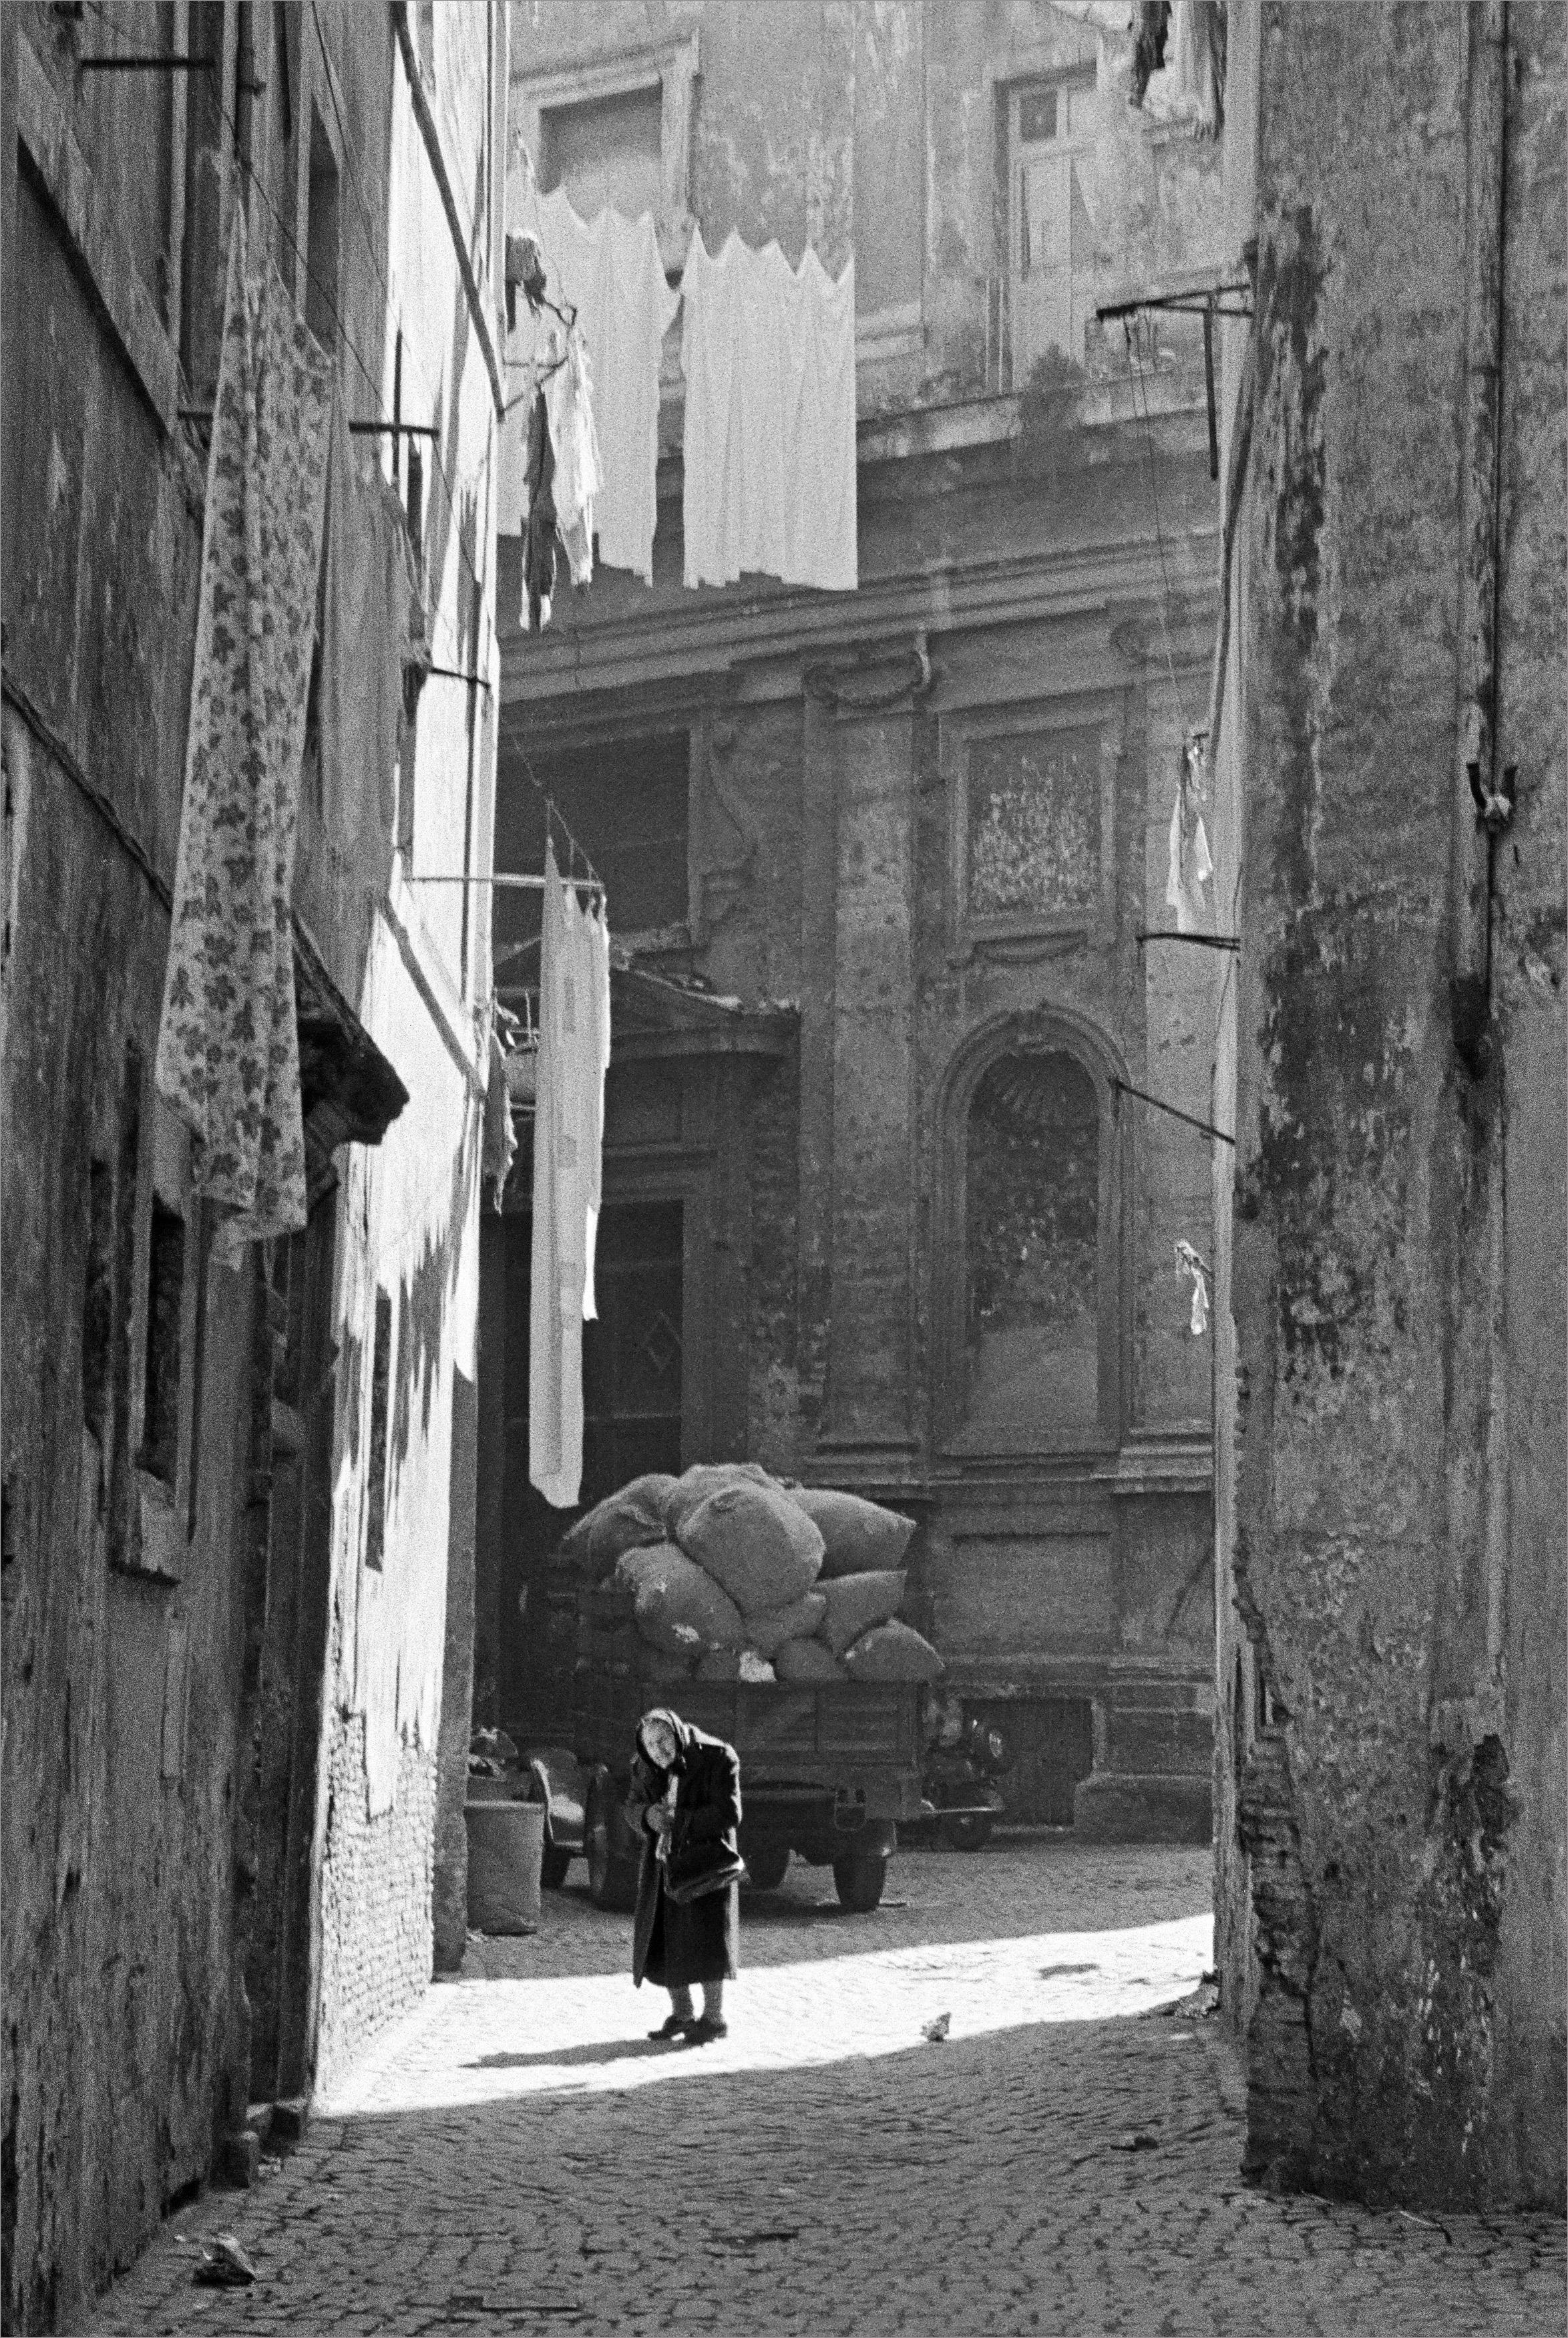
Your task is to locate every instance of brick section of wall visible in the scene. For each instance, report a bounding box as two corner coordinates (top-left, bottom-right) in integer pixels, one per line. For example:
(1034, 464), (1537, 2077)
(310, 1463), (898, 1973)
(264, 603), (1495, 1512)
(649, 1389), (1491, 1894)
(313, 1719), (439, 2101)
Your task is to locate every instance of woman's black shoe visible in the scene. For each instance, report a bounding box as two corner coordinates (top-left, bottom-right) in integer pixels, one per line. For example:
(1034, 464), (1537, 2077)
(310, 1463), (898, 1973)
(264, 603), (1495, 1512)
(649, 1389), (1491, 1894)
(648, 2013), (693, 2040)
(682, 2015), (729, 2045)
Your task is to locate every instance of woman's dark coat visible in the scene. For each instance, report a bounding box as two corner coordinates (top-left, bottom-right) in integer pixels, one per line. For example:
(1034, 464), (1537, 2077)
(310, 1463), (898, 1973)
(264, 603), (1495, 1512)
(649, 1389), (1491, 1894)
(630, 1716), (742, 1990)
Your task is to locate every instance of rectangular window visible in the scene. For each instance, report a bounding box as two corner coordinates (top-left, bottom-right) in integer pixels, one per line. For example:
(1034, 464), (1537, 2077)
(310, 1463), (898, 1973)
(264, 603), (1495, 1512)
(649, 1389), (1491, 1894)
(179, 1), (228, 403)
(540, 84), (662, 226)
(305, 104), (341, 353)
(140, 1201), (186, 1485)
(1008, 73), (1097, 377)
(492, 731), (689, 973)
(82, 1160), (114, 1442)
(268, 2), (301, 281)
(365, 1288), (392, 1569)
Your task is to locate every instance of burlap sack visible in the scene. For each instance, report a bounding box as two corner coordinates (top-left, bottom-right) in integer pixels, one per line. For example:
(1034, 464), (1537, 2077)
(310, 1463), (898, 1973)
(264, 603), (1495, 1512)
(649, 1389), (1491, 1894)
(745, 1591), (828, 1657)
(612, 1543), (680, 1597)
(629, 1545), (748, 1655)
(585, 1474), (679, 1573)
(785, 1487), (917, 1580)
(737, 1649), (777, 1684)
(815, 1570), (908, 1657)
(661, 1461), (779, 1543)
(774, 1637), (845, 1683)
(841, 1619), (945, 1683)
(679, 1483), (825, 1613)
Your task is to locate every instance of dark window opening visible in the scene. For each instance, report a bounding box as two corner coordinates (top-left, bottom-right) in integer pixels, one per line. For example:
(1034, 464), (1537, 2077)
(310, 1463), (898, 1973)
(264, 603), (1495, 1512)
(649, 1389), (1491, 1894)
(405, 440), (425, 582)
(540, 84), (663, 228)
(268, 3), (301, 279)
(492, 731), (688, 981)
(365, 1289), (392, 1569)
(178, 1), (228, 403)
(140, 1202), (186, 1485)
(83, 1160), (114, 1442)
(305, 105), (341, 354)
(963, 1049), (1101, 1446)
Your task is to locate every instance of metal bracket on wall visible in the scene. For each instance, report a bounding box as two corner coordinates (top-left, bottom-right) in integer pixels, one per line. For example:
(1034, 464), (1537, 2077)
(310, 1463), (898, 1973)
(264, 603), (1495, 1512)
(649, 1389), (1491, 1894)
(1136, 931), (1239, 952)
(1111, 1075), (1235, 1148)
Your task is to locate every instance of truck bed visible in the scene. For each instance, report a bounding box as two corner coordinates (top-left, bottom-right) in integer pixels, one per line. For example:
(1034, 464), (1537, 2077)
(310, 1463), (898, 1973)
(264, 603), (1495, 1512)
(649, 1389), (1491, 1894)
(572, 1663), (921, 1789)
(570, 1578), (922, 1788)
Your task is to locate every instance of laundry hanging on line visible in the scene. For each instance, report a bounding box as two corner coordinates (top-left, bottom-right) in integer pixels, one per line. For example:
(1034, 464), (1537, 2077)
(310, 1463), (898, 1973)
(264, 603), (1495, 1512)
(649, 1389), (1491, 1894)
(1165, 733), (1214, 934)
(530, 841), (612, 1509)
(155, 199), (335, 1263)
(319, 392), (419, 906)
(503, 189), (676, 587)
(1175, 1240), (1210, 1337)
(680, 227), (858, 595)
(521, 385), (558, 632)
(545, 327), (603, 589)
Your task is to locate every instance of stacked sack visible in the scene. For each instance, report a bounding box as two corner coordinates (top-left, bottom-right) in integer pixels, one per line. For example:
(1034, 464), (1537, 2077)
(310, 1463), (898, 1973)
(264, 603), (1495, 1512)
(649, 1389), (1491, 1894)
(564, 1466), (944, 1685)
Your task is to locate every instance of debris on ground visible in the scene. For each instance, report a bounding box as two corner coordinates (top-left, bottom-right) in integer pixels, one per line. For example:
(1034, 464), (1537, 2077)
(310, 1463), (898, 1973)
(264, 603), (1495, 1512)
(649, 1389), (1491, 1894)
(1161, 1970), (1220, 2021)
(193, 2234), (258, 2287)
(922, 2012), (951, 2043)
(1110, 2132), (1159, 2153)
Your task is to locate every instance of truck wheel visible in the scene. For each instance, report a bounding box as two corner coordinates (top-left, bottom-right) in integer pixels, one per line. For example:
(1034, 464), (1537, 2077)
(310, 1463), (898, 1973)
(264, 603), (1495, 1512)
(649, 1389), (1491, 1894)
(540, 1843), (573, 1889)
(942, 1814), (993, 1853)
(586, 1774), (638, 1912)
(833, 1852), (888, 1912)
(743, 1842), (790, 1893)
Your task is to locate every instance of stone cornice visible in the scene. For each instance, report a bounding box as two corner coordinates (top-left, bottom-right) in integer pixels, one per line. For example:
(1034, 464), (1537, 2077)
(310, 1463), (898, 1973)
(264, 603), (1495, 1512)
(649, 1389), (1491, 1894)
(500, 527), (1221, 710)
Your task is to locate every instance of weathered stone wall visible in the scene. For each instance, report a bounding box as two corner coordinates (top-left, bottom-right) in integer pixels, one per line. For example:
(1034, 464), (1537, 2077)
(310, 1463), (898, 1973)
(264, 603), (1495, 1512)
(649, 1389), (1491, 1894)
(2, 3), (506, 2322)
(1224, 0), (1565, 2208)
(313, 1721), (441, 2102)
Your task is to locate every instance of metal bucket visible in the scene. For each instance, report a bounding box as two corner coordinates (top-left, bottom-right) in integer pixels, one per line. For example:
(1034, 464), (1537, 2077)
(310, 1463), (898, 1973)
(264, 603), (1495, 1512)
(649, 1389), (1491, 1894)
(464, 1798), (545, 1935)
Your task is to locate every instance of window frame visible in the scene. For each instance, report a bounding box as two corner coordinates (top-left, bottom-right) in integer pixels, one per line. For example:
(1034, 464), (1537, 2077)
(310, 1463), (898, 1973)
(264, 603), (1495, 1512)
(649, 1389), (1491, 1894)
(941, 691), (1123, 960)
(510, 29), (701, 276)
(932, 1010), (1131, 1461)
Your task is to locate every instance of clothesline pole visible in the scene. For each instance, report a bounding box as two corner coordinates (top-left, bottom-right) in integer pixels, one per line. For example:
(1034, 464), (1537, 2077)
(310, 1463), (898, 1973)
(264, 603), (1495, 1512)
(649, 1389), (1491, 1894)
(1111, 1076), (1235, 1148)
(408, 873), (606, 896)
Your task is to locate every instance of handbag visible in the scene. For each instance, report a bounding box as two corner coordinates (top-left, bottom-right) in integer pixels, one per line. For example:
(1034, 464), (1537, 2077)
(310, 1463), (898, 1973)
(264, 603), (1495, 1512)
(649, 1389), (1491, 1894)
(666, 1837), (748, 1905)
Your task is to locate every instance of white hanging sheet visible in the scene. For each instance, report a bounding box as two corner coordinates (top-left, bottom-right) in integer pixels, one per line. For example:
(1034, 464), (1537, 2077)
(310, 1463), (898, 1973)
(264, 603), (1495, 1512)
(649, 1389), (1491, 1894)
(680, 228), (857, 594)
(529, 844), (612, 1508)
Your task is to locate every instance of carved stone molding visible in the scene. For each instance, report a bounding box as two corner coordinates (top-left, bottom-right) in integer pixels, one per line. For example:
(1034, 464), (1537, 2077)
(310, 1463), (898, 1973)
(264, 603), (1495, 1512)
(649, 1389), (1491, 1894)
(693, 713), (757, 941)
(802, 631), (934, 717)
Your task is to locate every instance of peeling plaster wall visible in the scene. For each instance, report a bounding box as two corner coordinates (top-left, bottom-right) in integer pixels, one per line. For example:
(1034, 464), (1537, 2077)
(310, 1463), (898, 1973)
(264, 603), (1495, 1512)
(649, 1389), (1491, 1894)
(1227, 0), (1565, 2209)
(1, 4), (503, 2321)
(1, 15), (250, 2323)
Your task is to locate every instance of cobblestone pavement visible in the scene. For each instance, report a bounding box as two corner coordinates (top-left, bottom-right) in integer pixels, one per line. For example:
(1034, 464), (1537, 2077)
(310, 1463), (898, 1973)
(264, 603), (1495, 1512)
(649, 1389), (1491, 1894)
(93, 1839), (1565, 2337)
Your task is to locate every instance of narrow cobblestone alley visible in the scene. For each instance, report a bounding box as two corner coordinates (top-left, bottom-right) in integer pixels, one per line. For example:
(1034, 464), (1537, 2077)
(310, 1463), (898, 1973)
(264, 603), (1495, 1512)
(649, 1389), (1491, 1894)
(94, 1842), (1565, 2337)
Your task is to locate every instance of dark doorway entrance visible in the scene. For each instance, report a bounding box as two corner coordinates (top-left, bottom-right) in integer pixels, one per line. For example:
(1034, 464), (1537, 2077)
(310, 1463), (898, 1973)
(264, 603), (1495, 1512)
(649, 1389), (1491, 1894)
(246, 1190), (338, 2104)
(485, 1200), (685, 1738)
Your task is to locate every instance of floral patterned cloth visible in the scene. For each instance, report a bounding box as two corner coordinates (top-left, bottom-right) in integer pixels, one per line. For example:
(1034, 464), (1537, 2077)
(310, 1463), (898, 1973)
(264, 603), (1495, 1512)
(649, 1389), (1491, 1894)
(155, 200), (335, 1261)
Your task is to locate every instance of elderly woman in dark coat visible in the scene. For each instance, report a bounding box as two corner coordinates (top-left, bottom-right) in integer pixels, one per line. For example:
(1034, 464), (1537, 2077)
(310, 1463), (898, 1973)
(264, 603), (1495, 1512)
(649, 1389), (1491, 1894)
(629, 1707), (741, 2044)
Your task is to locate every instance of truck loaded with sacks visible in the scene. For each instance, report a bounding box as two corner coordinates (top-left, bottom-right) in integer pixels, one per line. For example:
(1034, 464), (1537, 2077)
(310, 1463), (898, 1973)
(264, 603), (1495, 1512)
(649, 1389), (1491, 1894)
(526, 1464), (944, 1912)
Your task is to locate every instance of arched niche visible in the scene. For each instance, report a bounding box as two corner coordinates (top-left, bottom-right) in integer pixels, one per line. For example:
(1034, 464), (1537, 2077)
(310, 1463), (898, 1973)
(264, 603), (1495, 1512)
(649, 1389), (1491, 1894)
(934, 1011), (1130, 1456)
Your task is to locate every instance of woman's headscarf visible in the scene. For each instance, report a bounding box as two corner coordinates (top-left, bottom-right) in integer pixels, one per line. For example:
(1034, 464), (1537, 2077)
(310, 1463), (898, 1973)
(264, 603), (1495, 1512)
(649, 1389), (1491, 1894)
(636, 1706), (693, 1777)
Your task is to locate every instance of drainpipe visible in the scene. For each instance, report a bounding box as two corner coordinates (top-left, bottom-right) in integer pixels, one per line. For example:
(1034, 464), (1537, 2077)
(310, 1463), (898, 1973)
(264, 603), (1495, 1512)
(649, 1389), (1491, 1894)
(1436, 0), (1511, 1752)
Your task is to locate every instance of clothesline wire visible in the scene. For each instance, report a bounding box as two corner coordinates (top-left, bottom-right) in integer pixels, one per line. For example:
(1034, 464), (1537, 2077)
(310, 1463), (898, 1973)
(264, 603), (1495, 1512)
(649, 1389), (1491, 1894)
(513, 741), (606, 899)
